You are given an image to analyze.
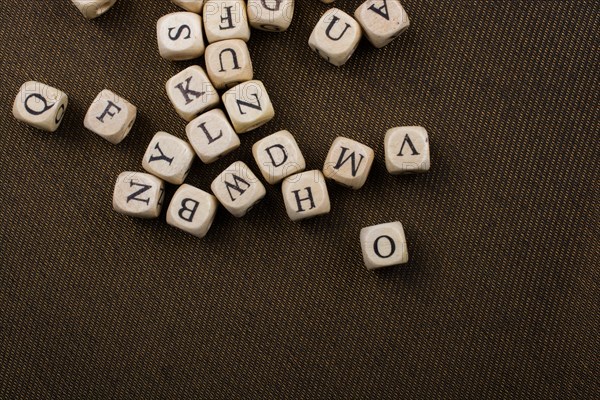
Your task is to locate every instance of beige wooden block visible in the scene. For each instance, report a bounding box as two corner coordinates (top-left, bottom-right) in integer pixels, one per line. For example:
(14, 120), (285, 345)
(308, 8), (362, 67)
(384, 126), (430, 174)
(247, 0), (294, 32)
(252, 130), (305, 184)
(157, 12), (205, 61)
(84, 89), (136, 144)
(205, 39), (253, 89)
(203, 0), (250, 43)
(222, 80), (275, 133)
(211, 161), (266, 217)
(166, 66), (219, 121)
(186, 109), (240, 164)
(282, 170), (330, 221)
(172, 0), (204, 13)
(12, 81), (68, 132)
(360, 221), (408, 270)
(166, 184), (218, 238)
(113, 172), (165, 219)
(142, 131), (195, 185)
(323, 137), (374, 189)
(71, 0), (116, 19)
(354, 0), (410, 48)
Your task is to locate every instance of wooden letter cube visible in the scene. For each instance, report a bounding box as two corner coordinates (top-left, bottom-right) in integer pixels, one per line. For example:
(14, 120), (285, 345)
(384, 126), (430, 174)
(252, 130), (305, 184)
(205, 39), (253, 89)
(222, 80), (275, 133)
(211, 161), (266, 217)
(157, 12), (205, 61)
(172, 0), (204, 13)
(166, 66), (219, 121)
(308, 8), (362, 67)
(167, 184), (218, 238)
(354, 0), (410, 48)
(360, 221), (408, 270)
(203, 0), (250, 43)
(71, 0), (116, 19)
(84, 89), (137, 144)
(282, 170), (330, 221)
(142, 131), (195, 184)
(323, 137), (374, 189)
(186, 109), (240, 164)
(113, 172), (165, 219)
(13, 81), (68, 132)
(247, 0), (294, 32)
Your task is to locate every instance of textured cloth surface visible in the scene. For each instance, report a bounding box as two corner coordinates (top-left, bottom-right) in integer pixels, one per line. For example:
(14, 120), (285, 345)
(0, 1), (598, 398)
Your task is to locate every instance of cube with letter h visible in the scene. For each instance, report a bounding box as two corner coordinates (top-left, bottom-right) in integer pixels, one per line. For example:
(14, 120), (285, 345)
(360, 221), (409, 270)
(167, 184), (218, 238)
(282, 170), (331, 221)
(13, 81), (68, 132)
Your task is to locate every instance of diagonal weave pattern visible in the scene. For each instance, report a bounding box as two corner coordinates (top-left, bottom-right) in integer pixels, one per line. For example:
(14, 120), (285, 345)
(0, 1), (598, 398)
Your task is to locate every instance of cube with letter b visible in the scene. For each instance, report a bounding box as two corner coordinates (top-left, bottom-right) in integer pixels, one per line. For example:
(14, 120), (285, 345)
(167, 184), (218, 238)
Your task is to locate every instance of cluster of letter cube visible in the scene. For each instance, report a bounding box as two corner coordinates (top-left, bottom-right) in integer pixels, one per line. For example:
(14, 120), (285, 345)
(12, 0), (421, 270)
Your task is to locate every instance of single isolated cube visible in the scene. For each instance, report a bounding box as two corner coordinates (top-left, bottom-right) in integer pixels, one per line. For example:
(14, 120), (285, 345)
(157, 12), (205, 61)
(360, 221), (408, 270)
(166, 66), (220, 121)
(171, 0), (204, 13)
(308, 8), (362, 67)
(222, 80), (275, 133)
(167, 184), (218, 238)
(247, 0), (295, 32)
(211, 161), (266, 218)
(323, 137), (374, 189)
(13, 81), (68, 132)
(252, 130), (306, 185)
(142, 131), (195, 185)
(113, 171), (165, 219)
(282, 170), (331, 221)
(71, 0), (117, 19)
(203, 0), (250, 43)
(354, 0), (410, 48)
(186, 109), (240, 164)
(84, 89), (137, 144)
(205, 39), (253, 89)
(384, 126), (430, 174)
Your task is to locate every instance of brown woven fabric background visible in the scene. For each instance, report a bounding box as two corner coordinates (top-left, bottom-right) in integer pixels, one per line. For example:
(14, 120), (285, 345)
(1, 1), (598, 398)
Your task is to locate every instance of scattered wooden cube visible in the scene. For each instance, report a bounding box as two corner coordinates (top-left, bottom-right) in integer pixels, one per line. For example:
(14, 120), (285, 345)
(308, 8), (362, 67)
(384, 126), (430, 174)
(186, 109), (240, 164)
(252, 130), (306, 185)
(157, 12), (205, 61)
(113, 171), (165, 219)
(71, 0), (116, 19)
(211, 161), (266, 217)
(282, 170), (331, 221)
(12, 81), (68, 132)
(84, 89), (136, 144)
(360, 221), (408, 270)
(203, 0), (250, 43)
(247, 0), (294, 32)
(166, 184), (218, 237)
(171, 0), (204, 13)
(142, 131), (195, 185)
(222, 80), (275, 133)
(354, 0), (410, 48)
(166, 65), (219, 121)
(323, 137), (374, 189)
(205, 39), (253, 89)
